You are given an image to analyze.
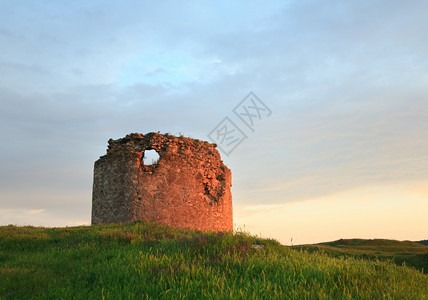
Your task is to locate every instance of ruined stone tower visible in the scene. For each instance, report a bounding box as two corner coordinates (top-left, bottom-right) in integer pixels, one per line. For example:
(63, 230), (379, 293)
(91, 132), (233, 231)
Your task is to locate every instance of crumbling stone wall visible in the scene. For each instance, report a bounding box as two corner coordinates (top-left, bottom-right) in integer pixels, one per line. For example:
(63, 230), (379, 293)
(91, 132), (233, 231)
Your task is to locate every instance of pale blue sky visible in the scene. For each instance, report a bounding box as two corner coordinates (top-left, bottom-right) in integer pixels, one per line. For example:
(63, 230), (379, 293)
(0, 0), (427, 244)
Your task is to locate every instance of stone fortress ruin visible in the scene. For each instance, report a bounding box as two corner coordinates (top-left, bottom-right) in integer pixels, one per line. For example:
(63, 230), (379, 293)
(91, 132), (233, 231)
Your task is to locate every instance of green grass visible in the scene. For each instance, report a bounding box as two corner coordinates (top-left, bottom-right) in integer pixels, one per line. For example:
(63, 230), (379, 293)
(1, 222), (427, 299)
(293, 238), (428, 274)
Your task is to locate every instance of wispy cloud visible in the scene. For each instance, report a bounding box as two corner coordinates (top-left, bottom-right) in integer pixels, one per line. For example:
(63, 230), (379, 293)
(27, 209), (45, 215)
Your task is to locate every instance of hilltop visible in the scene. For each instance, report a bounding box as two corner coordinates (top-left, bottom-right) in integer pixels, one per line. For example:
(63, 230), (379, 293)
(293, 238), (428, 274)
(1, 222), (427, 299)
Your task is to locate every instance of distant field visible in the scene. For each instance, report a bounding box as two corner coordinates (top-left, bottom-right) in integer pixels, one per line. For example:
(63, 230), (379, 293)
(1, 222), (427, 299)
(418, 240), (428, 246)
(293, 238), (428, 274)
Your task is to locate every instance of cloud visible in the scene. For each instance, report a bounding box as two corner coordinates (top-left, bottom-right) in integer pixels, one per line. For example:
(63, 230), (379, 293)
(27, 209), (45, 214)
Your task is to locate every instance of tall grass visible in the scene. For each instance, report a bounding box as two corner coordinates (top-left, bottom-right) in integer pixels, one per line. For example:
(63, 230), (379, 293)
(1, 221), (427, 299)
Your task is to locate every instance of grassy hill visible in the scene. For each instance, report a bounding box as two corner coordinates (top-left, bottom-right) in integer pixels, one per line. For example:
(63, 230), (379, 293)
(1, 222), (427, 299)
(293, 238), (428, 274)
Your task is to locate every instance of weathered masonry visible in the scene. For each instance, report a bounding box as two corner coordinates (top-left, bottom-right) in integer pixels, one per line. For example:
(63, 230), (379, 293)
(91, 133), (233, 231)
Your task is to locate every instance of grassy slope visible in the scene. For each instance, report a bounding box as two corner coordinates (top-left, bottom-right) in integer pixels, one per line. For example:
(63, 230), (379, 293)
(293, 238), (428, 274)
(0, 222), (427, 299)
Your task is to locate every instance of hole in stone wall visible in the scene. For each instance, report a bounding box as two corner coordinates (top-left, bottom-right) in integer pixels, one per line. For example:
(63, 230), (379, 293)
(143, 149), (160, 165)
